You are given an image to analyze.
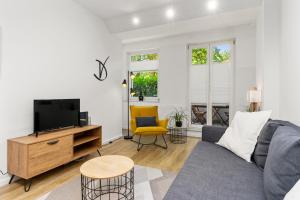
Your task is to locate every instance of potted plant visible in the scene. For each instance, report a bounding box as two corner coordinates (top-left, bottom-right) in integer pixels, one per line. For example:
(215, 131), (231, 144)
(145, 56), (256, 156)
(169, 108), (189, 127)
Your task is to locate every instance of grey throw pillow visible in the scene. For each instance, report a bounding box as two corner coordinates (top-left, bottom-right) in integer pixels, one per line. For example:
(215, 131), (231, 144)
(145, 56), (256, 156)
(264, 126), (300, 200)
(252, 120), (284, 169)
(136, 116), (157, 127)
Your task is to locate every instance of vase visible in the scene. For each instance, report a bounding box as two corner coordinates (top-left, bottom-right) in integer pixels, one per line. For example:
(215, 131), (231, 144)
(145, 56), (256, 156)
(138, 95), (144, 101)
(176, 121), (182, 127)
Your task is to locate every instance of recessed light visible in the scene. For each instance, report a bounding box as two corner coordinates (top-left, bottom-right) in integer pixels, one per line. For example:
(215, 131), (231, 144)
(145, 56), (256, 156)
(207, 0), (218, 11)
(166, 7), (175, 19)
(132, 17), (140, 26)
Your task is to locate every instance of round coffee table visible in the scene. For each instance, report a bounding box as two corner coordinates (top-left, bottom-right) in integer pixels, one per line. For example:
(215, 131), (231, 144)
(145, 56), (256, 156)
(80, 155), (134, 200)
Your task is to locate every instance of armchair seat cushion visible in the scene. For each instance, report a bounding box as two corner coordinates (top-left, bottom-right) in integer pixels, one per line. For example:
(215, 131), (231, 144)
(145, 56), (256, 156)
(134, 127), (168, 135)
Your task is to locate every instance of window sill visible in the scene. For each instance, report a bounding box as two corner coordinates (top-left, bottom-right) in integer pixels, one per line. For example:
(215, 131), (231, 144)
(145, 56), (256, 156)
(131, 98), (159, 103)
(123, 98), (160, 103)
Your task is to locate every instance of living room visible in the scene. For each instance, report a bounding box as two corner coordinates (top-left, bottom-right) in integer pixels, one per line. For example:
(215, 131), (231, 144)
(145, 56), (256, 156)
(0, 0), (299, 200)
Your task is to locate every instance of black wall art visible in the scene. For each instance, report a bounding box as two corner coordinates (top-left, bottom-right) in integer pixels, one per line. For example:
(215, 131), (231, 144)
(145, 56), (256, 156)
(94, 56), (109, 81)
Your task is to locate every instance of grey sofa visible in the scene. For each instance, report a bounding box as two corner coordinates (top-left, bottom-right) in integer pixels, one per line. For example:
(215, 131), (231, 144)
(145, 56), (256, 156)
(164, 126), (265, 200)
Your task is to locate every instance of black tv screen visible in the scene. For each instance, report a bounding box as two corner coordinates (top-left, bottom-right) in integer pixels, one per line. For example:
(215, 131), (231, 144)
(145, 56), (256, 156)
(34, 99), (80, 132)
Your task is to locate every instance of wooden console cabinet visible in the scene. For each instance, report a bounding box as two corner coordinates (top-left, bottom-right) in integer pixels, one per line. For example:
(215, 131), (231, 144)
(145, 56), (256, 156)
(7, 125), (102, 191)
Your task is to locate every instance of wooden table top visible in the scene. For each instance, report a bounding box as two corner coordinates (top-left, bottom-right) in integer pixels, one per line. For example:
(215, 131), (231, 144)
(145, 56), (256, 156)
(8, 125), (101, 144)
(80, 155), (134, 179)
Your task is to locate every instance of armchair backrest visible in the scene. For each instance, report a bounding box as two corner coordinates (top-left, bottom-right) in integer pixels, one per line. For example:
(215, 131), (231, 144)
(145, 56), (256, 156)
(130, 106), (159, 132)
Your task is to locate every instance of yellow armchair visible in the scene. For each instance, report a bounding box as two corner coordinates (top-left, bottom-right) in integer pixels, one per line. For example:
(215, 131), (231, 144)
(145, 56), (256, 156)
(130, 105), (168, 151)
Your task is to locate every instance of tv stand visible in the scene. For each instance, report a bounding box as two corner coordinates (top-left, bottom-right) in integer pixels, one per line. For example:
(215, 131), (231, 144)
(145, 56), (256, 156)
(7, 125), (102, 192)
(32, 125), (77, 137)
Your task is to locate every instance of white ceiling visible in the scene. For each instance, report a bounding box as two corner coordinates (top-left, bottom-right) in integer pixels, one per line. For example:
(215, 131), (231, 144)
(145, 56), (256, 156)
(75, 0), (185, 19)
(74, 0), (261, 42)
(117, 8), (258, 44)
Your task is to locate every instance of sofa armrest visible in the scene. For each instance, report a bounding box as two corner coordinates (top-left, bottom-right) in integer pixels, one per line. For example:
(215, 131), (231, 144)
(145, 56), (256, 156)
(202, 126), (227, 143)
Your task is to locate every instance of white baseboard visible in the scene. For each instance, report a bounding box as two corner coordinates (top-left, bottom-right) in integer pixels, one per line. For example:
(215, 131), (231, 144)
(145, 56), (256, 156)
(102, 135), (123, 145)
(0, 174), (11, 187)
(187, 130), (202, 138)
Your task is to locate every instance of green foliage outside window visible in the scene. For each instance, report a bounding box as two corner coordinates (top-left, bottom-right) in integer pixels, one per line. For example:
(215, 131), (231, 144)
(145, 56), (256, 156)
(131, 53), (159, 62)
(192, 46), (230, 65)
(131, 71), (158, 97)
(192, 48), (207, 65)
(212, 47), (230, 63)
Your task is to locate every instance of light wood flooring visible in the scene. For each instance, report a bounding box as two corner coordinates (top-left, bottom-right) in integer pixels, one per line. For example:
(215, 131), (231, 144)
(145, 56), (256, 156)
(0, 135), (199, 200)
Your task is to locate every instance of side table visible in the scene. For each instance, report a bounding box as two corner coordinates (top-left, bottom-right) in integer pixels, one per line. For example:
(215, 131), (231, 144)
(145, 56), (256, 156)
(169, 127), (187, 144)
(80, 155), (134, 200)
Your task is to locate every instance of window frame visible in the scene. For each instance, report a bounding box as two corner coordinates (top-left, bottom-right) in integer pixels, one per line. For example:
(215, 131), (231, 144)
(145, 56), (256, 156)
(187, 40), (235, 130)
(127, 49), (160, 103)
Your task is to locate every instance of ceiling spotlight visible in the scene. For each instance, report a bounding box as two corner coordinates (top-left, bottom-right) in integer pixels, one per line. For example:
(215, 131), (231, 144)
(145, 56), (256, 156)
(207, 0), (218, 11)
(166, 7), (175, 19)
(132, 17), (140, 25)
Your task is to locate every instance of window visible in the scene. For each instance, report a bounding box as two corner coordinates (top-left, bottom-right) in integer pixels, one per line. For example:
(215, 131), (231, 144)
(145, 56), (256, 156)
(212, 44), (231, 63)
(131, 53), (159, 62)
(192, 48), (207, 65)
(189, 41), (233, 128)
(131, 71), (158, 97)
(128, 51), (159, 100)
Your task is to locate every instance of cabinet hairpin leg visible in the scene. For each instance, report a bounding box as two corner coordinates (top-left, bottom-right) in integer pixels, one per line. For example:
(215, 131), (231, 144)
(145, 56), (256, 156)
(24, 179), (32, 192)
(97, 149), (102, 156)
(9, 175), (15, 184)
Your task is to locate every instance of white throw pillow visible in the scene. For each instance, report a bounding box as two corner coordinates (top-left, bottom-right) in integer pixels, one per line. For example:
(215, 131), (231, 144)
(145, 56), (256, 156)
(217, 111), (272, 162)
(284, 180), (300, 200)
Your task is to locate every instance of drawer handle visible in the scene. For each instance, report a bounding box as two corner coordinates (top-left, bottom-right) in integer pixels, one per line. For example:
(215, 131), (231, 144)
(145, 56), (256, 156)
(47, 140), (59, 145)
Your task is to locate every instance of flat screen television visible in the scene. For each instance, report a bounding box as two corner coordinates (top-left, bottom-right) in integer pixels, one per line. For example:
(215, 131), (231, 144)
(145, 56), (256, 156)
(34, 99), (80, 134)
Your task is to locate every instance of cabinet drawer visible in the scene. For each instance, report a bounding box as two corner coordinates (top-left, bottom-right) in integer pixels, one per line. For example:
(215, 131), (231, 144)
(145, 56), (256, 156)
(28, 136), (73, 177)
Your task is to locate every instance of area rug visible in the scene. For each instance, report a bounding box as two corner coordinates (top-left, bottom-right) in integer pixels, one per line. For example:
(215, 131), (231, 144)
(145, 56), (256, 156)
(37, 165), (176, 200)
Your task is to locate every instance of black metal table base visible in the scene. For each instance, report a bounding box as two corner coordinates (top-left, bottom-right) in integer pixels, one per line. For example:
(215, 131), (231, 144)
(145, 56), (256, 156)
(8, 175), (32, 192)
(81, 168), (134, 200)
(169, 128), (187, 144)
(132, 134), (168, 151)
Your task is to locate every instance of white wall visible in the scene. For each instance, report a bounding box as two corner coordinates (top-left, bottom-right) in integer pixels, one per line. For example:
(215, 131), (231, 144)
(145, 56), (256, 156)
(256, 0), (281, 118)
(122, 25), (256, 130)
(0, 0), (123, 185)
(280, 0), (300, 124)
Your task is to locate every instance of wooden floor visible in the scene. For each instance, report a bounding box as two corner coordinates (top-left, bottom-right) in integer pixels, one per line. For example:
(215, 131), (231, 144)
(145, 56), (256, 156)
(0, 135), (199, 200)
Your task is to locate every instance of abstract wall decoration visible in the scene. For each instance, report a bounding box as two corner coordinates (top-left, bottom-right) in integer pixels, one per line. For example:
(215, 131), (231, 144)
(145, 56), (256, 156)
(94, 56), (109, 81)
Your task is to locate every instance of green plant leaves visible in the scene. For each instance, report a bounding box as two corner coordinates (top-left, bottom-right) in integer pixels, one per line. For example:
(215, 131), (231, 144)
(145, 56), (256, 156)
(132, 71), (158, 97)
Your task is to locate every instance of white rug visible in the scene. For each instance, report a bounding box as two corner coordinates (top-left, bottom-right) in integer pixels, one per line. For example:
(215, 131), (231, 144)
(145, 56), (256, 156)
(37, 165), (176, 200)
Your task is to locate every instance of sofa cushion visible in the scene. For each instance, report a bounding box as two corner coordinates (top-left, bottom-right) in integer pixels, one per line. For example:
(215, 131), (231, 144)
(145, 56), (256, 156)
(264, 126), (300, 200)
(217, 111), (272, 162)
(164, 142), (265, 200)
(252, 120), (284, 169)
(136, 116), (157, 127)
